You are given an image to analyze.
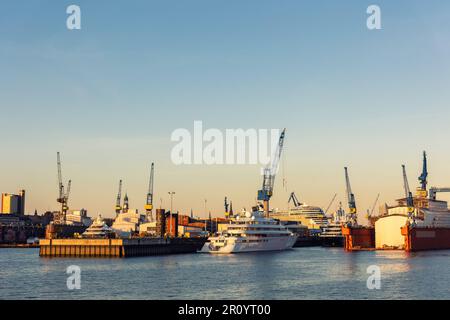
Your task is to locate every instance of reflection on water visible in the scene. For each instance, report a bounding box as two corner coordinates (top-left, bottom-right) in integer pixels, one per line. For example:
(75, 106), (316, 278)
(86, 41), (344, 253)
(0, 247), (449, 299)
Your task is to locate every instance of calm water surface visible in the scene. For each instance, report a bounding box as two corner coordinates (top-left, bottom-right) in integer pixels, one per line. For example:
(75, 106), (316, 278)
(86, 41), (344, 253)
(1, 247), (449, 299)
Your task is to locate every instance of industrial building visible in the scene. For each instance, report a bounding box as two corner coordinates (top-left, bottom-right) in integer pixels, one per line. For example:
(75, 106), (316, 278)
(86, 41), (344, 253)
(1, 190), (26, 215)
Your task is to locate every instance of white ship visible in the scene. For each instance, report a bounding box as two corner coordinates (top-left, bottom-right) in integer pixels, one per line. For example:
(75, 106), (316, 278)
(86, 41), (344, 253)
(272, 204), (329, 235)
(200, 209), (297, 254)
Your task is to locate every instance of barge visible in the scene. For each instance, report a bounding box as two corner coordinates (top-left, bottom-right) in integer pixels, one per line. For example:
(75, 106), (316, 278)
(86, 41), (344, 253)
(39, 237), (206, 258)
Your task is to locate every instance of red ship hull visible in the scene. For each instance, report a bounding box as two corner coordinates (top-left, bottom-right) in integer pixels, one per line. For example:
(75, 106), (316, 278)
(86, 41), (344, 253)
(402, 226), (450, 251)
(342, 226), (375, 251)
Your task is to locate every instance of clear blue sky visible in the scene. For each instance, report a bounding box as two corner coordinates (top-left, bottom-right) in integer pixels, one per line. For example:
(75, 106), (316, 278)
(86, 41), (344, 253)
(1, 1), (450, 221)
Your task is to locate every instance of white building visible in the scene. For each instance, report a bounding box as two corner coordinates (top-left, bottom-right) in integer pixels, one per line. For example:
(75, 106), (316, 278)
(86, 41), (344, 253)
(65, 209), (92, 227)
(112, 209), (144, 237)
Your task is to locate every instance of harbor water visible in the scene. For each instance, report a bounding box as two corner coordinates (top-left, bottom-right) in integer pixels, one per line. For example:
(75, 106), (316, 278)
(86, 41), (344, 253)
(1, 247), (449, 299)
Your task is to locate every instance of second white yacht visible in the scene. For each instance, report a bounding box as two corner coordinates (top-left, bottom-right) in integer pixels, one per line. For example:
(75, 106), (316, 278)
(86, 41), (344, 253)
(200, 209), (297, 253)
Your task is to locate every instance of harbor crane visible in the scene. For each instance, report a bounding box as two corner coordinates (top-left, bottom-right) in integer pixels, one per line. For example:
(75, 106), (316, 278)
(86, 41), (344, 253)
(288, 192), (301, 208)
(115, 179), (122, 216)
(365, 193), (380, 227)
(344, 167), (357, 225)
(324, 193), (337, 215)
(369, 193), (380, 217)
(417, 151), (428, 197)
(145, 162), (155, 221)
(56, 152), (71, 223)
(257, 129), (286, 217)
(429, 187), (450, 201)
(402, 164), (415, 216)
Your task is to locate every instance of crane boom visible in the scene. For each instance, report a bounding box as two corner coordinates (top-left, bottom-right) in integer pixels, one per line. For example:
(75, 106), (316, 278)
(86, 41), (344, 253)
(402, 164), (414, 214)
(257, 129), (286, 216)
(57, 152), (64, 200)
(288, 192), (301, 207)
(145, 162), (155, 221)
(66, 180), (72, 201)
(369, 193), (380, 216)
(324, 193), (337, 214)
(429, 187), (450, 200)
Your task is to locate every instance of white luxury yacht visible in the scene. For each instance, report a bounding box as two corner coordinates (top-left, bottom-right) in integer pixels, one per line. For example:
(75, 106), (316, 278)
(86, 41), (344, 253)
(200, 209), (297, 253)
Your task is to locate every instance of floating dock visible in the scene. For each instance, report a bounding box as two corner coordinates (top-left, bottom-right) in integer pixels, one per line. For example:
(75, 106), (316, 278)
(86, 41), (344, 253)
(39, 237), (206, 258)
(342, 226), (375, 251)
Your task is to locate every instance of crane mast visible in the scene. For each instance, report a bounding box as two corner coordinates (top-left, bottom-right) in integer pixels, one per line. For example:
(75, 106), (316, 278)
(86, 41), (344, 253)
(257, 129), (286, 217)
(145, 162), (155, 221)
(344, 167), (357, 225)
(115, 179), (122, 216)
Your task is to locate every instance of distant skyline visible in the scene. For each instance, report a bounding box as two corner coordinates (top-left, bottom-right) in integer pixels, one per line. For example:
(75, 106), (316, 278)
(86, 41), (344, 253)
(2, 1), (450, 222)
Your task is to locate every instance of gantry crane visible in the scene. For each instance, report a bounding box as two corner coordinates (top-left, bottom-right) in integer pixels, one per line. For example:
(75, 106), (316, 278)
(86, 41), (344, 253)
(344, 167), (357, 225)
(257, 129), (286, 217)
(115, 179), (122, 216)
(145, 162), (154, 221)
(402, 164), (415, 217)
(56, 152), (71, 224)
(288, 192), (301, 208)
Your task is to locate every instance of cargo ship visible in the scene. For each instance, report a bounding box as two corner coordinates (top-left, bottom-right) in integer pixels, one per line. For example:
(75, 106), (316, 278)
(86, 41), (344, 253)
(343, 152), (450, 252)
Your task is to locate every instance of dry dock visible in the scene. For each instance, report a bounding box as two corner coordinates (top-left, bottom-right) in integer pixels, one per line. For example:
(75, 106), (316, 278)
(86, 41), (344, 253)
(39, 237), (206, 258)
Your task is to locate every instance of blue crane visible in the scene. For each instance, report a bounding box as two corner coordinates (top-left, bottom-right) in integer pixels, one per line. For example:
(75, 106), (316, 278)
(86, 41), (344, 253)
(418, 151), (428, 192)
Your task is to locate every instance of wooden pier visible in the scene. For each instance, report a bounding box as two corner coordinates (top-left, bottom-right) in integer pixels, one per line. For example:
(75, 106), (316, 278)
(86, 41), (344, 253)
(39, 237), (206, 258)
